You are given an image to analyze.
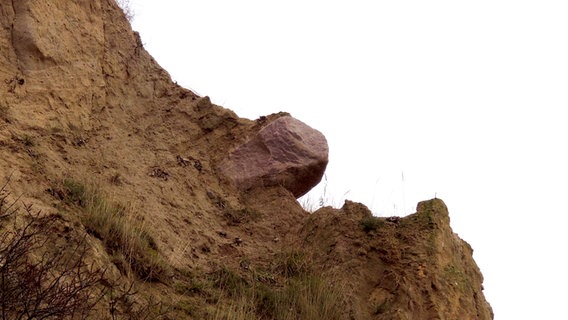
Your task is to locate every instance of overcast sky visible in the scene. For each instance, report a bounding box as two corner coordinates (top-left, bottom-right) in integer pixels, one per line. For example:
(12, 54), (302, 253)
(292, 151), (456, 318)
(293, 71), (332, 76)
(128, 1), (568, 318)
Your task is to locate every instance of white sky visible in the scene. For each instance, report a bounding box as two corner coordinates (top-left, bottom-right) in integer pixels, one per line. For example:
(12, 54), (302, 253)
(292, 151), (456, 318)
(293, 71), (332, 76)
(128, 1), (568, 319)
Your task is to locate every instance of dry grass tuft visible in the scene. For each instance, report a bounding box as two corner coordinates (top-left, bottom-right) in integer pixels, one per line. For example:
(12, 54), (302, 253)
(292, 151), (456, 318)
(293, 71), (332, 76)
(57, 179), (170, 282)
(209, 250), (344, 320)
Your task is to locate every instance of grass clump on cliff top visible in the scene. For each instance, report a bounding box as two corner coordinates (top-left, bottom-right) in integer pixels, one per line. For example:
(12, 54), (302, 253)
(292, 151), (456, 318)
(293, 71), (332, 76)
(361, 216), (384, 233)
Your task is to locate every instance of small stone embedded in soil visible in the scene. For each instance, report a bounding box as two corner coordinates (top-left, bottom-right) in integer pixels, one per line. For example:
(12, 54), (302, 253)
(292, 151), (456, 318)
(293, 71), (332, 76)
(219, 116), (328, 198)
(386, 216), (401, 224)
(176, 155), (190, 167)
(149, 167), (169, 180)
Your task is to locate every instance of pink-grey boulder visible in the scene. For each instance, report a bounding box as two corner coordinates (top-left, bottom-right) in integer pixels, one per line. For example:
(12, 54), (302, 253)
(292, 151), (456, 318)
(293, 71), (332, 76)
(220, 116), (328, 198)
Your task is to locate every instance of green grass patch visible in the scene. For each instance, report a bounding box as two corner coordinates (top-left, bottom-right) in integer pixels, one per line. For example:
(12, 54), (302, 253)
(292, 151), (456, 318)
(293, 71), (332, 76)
(22, 134), (35, 147)
(361, 216), (384, 233)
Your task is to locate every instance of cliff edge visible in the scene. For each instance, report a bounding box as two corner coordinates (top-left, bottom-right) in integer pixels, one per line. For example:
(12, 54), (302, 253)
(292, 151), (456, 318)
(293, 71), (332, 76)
(0, 1), (492, 319)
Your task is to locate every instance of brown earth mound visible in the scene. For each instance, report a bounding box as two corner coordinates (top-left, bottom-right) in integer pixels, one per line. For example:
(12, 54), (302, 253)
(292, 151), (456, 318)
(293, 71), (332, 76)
(0, 1), (492, 319)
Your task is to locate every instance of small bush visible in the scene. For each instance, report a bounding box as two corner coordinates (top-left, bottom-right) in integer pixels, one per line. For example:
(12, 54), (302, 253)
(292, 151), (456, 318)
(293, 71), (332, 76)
(12, 134), (36, 147)
(0, 201), (106, 319)
(361, 216), (384, 233)
(22, 134), (35, 147)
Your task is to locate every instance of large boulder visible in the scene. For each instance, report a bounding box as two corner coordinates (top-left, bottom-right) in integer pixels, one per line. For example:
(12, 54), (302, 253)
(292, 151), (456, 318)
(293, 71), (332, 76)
(220, 116), (328, 198)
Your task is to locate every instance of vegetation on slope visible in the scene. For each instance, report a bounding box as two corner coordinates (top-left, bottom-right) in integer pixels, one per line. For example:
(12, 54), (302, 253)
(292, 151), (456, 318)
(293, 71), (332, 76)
(0, 0), (492, 318)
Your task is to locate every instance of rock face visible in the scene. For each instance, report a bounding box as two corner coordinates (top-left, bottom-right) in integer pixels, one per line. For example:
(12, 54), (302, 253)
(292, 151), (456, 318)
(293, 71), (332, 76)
(220, 116), (328, 198)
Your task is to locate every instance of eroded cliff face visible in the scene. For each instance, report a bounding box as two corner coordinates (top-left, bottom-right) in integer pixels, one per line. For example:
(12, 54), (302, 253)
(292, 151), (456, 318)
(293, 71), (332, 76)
(298, 199), (493, 319)
(0, 1), (492, 319)
(2, 0), (172, 128)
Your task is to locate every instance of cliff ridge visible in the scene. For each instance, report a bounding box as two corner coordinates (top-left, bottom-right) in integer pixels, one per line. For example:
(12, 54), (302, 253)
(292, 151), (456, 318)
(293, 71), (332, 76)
(0, 1), (492, 319)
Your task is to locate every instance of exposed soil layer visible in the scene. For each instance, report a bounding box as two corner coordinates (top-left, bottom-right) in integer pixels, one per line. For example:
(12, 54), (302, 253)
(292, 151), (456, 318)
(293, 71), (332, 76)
(0, 1), (492, 319)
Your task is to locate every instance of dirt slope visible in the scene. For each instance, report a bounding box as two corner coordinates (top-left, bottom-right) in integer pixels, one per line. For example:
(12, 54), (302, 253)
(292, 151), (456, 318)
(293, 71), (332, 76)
(0, 1), (492, 319)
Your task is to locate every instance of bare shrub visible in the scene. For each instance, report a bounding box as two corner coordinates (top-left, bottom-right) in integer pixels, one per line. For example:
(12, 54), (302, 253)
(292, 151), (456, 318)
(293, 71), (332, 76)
(108, 282), (170, 320)
(0, 180), (18, 220)
(0, 203), (106, 319)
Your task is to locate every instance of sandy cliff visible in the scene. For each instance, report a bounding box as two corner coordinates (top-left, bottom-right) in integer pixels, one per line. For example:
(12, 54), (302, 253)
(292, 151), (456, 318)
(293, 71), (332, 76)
(0, 1), (492, 319)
